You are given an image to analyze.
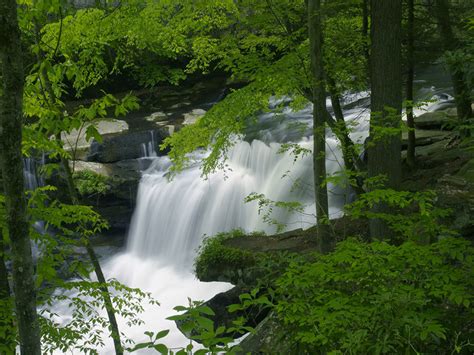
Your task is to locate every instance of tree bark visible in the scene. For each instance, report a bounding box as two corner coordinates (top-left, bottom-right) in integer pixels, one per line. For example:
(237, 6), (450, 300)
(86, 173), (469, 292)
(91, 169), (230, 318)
(308, 0), (331, 253)
(362, 0), (370, 67)
(57, 143), (124, 355)
(0, 0), (42, 352)
(33, 16), (123, 352)
(0, 232), (16, 353)
(368, 0), (403, 240)
(434, 0), (472, 135)
(406, 0), (416, 168)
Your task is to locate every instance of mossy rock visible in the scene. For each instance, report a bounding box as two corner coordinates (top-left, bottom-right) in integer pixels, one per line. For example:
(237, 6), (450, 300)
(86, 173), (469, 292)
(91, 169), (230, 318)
(414, 111), (453, 130)
(237, 313), (294, 354)
(401, 129), (450, 148)
(195, 230), (264, 284)
(457, 159), (474, 183)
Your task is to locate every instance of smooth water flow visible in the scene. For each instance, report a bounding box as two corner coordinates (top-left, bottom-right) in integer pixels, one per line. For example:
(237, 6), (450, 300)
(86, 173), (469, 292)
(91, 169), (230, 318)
(140, 130), (158, 158)
(51, 66), (453, 353)
(24, 154), (45, 192)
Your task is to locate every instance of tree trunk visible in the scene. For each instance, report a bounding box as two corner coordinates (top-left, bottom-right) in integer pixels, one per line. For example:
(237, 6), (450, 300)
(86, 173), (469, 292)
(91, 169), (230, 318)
(58, 153), (124, 355)
(362, 0), (370, 67)
(434, 0), (472, 135)
(32, 20), (124, 349)
(85, 242), (123, 354)
(0, 232), (15, 353)
(326, 88), (365, 196)
(308, 0), (331, 253)
(368, 0), (403, 240)
(406, 0), (416, 168)
(0, 0), (42, 352)
(33, 16), (123, 349)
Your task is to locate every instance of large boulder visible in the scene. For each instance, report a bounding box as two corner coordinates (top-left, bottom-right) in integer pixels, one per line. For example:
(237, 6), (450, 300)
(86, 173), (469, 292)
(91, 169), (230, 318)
(87, 127), (170, 163)
(62, 119), (129, 160)
(62, 118), (173, 163)
(414, 111), (452, 130)
(401, 129), (451, 148)
(71, 159), (142, 231)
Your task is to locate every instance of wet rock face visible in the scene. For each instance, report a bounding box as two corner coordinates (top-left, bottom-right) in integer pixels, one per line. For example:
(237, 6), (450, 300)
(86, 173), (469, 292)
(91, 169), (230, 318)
(62, 119), (130, 161)
(87, 128), (170, 163)
(63, 78), (228, 231)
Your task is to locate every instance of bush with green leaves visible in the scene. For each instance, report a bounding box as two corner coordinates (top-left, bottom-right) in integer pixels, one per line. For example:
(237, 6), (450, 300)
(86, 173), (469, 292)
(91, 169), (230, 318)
(273, 237), (474, 354)
(194, 229), (262, 283)
(73, 170), (111, 197)
(345, 188), (455, 243)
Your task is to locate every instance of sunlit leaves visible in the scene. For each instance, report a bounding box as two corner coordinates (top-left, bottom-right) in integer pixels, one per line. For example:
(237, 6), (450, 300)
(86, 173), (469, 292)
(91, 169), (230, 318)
(274, 238), (474, 353)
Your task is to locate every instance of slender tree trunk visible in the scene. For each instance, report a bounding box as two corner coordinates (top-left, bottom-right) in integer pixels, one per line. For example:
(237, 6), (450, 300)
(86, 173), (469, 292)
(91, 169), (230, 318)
(0, 0), (42, 352)
(326, 85), (365, 196)
(0, 232), (16, 353)
(85, 242), (123, 354)
(58, 146), (124, 355)
(368, 0), (403, 240)
(33, 17), (123, 349)
(308, 0), (331, 253)
(434, 0), (472, 135)
(362, 0), (370, 66)
(327, 76), (364, 188)
(406, 0), (416, 168)
(32, 15), (123, 347)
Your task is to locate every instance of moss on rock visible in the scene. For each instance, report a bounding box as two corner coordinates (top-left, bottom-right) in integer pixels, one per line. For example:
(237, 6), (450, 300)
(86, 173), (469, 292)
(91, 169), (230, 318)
(194, 229), (264, 284)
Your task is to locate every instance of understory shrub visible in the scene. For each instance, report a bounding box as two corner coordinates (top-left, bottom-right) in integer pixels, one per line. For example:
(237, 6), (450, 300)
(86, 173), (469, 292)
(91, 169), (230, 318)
(274, 237), (474, 354)
(194, 229), (263, 283)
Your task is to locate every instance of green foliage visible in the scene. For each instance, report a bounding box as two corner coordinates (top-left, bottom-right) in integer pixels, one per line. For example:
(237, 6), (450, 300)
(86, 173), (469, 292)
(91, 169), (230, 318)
(162, 0), (368, 176)
(244, 192), (308, 233)
(194, 230), (263, 282)
(40, 280), (158, 354)
(2, 185), (162, 353)
(274, 237), (474, 354)
(0, 297), (16, 354)
(167, 299), (238, 354)
(346, 189), (455, 243)
(73, 170), (110, 197)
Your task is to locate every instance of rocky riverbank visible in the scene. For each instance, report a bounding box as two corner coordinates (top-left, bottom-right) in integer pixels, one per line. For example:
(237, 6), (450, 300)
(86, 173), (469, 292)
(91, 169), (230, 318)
(58, 78), (228, 233)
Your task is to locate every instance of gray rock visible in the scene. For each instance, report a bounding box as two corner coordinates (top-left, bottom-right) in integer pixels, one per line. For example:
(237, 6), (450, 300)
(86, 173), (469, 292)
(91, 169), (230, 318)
(183, 108), (206, 125)
(87, 128), (169, 163)
(414, 111), (452, 130)
(146, 111), (168, 122)
(401, 129), (450, 148)
(170, 102), (191, 109)
(62, 119), (129, 160)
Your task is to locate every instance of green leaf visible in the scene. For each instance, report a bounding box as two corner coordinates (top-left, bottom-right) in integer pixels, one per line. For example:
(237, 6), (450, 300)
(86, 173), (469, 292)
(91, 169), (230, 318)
(155, 329), (170, 340)
(153, 343), (168, 354)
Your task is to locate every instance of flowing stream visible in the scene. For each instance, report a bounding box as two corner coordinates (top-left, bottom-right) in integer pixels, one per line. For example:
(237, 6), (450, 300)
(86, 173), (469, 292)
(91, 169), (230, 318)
(50, 66), (452, 354)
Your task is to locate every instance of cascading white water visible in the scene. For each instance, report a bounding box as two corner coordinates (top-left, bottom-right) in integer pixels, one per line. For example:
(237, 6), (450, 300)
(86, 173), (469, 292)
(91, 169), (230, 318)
(24, 154), (46, 237)
(50, 66), (453, 353)
(140, 131), (158, 158)
(24, 154), (45, 192)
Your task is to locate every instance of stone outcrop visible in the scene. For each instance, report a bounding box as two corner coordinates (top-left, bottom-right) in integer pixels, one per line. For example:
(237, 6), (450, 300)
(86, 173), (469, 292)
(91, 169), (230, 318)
(414, 110), (454, 130)
(62, 119), (129, 161)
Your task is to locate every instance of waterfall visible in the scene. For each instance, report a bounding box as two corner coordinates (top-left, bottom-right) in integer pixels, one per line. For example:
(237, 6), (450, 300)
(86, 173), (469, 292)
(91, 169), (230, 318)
(24, 154), (46, 236)
(23, 154), (45, 191)
(50, 97), (372, 354)
(50, 69), (453, 353)
(127, 138), (347, 267)
(140, 130), (158, 158)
